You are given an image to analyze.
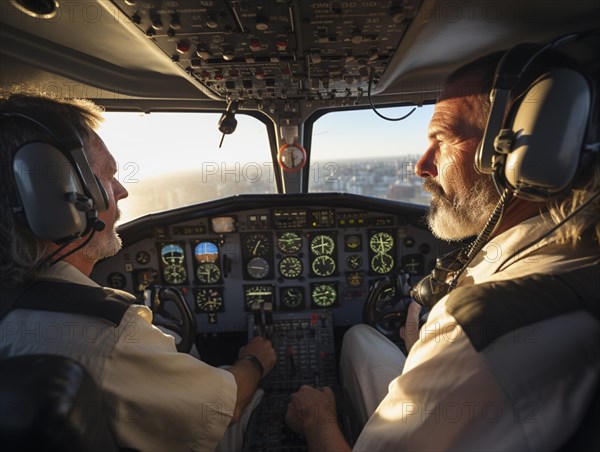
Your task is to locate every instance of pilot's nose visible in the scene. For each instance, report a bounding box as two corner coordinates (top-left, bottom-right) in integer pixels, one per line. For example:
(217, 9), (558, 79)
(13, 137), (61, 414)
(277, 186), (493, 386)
(114, 178), (129, 201)
(415, 143), (438, 179)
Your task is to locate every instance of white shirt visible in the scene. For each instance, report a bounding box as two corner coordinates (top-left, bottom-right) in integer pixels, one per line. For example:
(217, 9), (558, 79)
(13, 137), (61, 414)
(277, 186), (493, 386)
(354, 216), (600, 451)
(0, 261), (237, 452)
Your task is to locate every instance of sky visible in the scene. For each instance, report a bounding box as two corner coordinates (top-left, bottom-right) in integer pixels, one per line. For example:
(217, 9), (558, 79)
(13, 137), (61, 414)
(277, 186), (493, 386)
(99, 105), (434, 182)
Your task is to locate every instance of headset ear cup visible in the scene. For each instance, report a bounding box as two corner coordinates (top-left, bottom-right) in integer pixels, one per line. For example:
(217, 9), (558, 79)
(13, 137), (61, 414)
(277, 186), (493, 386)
(501, 68), (591, 200)
(13, 143), (89, 242)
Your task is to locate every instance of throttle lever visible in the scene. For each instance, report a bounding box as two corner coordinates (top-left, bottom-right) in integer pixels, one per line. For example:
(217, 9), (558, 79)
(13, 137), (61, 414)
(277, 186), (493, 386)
(264, 302), (274, 342)
(252, 303), (264, 338)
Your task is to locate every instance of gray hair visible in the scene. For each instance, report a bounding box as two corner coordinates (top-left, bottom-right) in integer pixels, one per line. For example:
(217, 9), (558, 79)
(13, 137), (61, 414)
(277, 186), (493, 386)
(0, 94), (104, 288)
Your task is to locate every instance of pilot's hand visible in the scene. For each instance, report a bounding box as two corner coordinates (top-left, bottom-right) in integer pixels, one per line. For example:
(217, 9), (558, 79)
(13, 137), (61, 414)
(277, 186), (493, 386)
(239, 336), (277, 377)
(399, 301), (422, 352)
(286, 385), (337, 436)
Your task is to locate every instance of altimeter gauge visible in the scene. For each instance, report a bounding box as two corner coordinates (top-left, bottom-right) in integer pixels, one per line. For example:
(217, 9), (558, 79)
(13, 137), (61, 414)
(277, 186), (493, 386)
(279, 256), (303, 279)
(195, 288), (224, 312)
(196, 262), (221, 284)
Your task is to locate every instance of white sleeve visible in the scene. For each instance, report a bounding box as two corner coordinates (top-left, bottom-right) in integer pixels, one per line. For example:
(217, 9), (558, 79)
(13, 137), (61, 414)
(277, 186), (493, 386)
(102, 305), (237, 452)
(353, 301), (525, 451)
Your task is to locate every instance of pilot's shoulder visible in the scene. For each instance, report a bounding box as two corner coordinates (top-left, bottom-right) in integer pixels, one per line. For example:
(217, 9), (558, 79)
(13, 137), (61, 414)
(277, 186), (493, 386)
(445, 263), (600, 352)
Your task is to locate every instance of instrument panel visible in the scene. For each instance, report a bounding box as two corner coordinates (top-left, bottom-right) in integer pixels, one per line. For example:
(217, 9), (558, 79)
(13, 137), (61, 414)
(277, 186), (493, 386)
(92, 196), (446, 332)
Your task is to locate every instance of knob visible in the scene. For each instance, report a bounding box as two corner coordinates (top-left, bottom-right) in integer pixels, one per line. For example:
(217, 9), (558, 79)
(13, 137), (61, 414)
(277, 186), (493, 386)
(351, 29), (363, 44)
(368, 49), (380, 61)
(196, 44), (210, 59)
(256, 15), (269, 31)
(151, 14), (163, 30)
(275, 36), (288, 51)
(222, 46), (235, 61)
(206, 14), (218, 29)
(176, 40), (190, 54)
(170, 14), (182, 30)
(249, 38), (261, 52)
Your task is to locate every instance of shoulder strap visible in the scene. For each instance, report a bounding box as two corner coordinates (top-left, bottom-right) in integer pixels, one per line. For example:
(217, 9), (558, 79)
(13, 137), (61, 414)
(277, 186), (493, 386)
(446, 259), (600, 352)
(0, 281), (136, 326)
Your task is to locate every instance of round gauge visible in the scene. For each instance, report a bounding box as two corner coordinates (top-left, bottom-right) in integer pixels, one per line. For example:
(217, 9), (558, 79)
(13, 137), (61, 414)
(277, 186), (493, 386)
(163, 264), (187, 284)
(311, 284), (337, 307)
(135, 250), (151, 265)
(346, 271), (363, 287)
(244, 233), (270, 257)
(279, 256), (303, 279)
(195, 288), (224, 312)
(107, 272), (127, 289)
(277, 232), (302, 254)
(347, 254), (362, 270)
(244, 285), (274, 308)
(345, 235), (361, 251)
(246, 257), (270, 279)
(369, 232), (394, 254)
(196, 262), (221, 284)
(375, 285), (398, 313)
(371, 253), (394, 274)
(161, 244), (185, 265)
(194, 242), (219, 263)
(310, 234), (335, 256)
(311, 255), (336, 277)
(281, 287), (304, 309)
(277, 143), (307, 173)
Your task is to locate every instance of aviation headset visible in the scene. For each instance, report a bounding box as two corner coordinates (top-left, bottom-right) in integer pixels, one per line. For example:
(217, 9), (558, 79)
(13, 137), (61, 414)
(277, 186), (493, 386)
(1, 110), (109, 244)
(411, 32), (600, 309)
(476, 35), (598, 201)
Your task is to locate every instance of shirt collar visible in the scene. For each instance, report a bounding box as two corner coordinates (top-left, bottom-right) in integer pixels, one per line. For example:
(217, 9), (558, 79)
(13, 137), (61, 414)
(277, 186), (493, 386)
(458, 215), (554, 286)
(37, 261), (100, 288)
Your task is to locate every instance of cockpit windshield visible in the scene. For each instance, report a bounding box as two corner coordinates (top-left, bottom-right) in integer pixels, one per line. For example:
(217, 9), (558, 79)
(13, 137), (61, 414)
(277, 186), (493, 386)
(101, 112), (275, 224)
(101, 104), (434, 225)
(309, 105), (434, 204)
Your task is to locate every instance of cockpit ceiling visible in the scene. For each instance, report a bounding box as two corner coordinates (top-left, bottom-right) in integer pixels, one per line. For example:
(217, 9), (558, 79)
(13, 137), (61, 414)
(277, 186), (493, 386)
(1, 0), (600, 110)
(111, 0), (420, 105)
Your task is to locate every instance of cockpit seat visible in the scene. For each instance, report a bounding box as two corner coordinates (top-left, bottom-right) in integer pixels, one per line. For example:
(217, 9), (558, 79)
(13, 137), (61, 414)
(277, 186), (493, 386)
(0, 354), (121, 452)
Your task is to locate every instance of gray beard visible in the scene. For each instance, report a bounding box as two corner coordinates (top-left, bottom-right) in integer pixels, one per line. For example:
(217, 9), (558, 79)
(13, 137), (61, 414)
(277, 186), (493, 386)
(425, 176), (499, 241)
(83, 208), (123, 262)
